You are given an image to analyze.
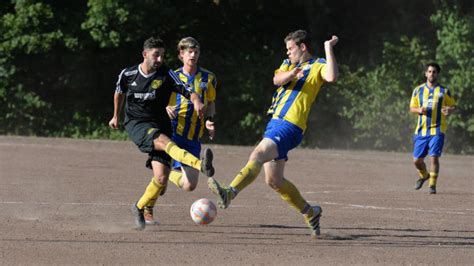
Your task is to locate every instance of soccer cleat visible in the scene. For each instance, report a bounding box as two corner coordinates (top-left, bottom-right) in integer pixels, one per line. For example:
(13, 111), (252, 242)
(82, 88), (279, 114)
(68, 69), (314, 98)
(304, 205), (323, 238)
(144, 206), (159, 225)
(131, 203), (145, 230)
(200, 148), (215, 177)
(429, 186), (436, 194)
(415, 178), (427, 190)
(207, 177), (232, 209)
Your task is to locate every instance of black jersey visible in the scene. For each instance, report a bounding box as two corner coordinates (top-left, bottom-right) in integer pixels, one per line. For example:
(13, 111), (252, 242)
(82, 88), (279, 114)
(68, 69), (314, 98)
(115, 64), (193, 124)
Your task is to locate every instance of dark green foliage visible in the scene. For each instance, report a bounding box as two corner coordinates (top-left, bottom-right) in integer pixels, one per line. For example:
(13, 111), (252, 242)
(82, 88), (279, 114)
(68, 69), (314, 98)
(0, 0), (473, 153)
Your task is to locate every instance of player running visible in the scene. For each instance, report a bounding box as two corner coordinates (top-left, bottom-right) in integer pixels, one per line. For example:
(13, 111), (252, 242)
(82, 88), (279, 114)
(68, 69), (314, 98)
(108, 37), (215, 230)
(143, 37), (217, 225)
(410, 63), (456, 194)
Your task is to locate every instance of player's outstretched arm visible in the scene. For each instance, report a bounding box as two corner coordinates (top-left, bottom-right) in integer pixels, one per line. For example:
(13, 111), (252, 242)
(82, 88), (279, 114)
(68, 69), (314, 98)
(322, 35), (339, 83)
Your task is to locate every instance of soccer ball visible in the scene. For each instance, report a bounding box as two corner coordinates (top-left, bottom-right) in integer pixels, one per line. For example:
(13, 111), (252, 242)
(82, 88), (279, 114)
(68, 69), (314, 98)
(190, 198), (217, 225)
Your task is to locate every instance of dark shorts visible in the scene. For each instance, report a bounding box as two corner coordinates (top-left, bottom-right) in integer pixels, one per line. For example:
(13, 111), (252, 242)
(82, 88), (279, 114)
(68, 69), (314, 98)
(413, 134), (445, 158)
(124, 119), (172, 169)
(263, 118), (303, 160)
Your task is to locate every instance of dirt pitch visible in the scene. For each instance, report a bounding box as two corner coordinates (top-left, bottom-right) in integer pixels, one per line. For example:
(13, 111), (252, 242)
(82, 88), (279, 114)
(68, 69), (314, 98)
(0, 136), (473, 265)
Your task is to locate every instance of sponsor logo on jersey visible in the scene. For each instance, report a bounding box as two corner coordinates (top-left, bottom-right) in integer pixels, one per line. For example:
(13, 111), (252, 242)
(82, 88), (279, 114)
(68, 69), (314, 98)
(131, 81), (137, 86)
(200, 82), (208, 89)
(134, 91), (156, 100)
(151, 79), (163, 89)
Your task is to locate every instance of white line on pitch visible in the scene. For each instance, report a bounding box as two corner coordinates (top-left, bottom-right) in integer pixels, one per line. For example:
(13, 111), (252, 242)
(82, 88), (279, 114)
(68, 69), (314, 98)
(0, 201), (179, 207)
(314, 201), (470, 215)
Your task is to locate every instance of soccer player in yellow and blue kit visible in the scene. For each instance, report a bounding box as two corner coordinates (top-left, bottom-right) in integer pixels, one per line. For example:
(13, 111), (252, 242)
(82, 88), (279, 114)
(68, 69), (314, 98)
(410, 63), (456, 194)
(208, 30), (339, 238)
(143, 37), (217, 224)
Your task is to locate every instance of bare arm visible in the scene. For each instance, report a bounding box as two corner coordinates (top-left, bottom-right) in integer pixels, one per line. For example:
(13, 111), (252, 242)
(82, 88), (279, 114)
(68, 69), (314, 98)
(190, 92), (205, 119)
(205, 101), (216, 140)
(108, 92), (125, 129)
(410, 106), (426, 115)
(273, 67), (304, 87)
(322, 35), (339, 82)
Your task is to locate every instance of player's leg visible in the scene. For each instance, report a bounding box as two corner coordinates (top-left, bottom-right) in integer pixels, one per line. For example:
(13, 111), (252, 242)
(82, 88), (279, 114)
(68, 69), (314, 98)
(264, 160), (322, 238)
(180, 165), (199, 191)
(428, 156), (439, 194)
(153, 133), (214, 177)
(208, 138), (277, 209)
(132, 160), (170, 230)
(169, 165), (199, 191)
(427, 134), (444, 194)
(413, 135), (430, 190)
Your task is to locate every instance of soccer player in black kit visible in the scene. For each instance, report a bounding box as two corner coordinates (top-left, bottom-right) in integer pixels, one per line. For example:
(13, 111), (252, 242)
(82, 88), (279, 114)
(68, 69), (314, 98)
(108, 37), (214, 230)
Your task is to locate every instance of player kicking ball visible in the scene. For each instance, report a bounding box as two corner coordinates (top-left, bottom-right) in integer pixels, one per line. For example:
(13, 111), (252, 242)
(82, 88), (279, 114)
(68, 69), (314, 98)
(208, 30), (339, 238)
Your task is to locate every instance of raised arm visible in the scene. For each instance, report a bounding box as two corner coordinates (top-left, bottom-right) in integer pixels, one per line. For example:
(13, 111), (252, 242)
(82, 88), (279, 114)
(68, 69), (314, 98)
(322, 35), (339, 83)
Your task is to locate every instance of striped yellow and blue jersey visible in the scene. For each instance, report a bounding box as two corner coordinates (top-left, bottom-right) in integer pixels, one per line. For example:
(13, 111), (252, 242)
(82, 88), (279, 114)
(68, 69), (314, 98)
(410, 83), (456, 136)
(168, 67), (217, 141)
(267, 58), (327, 132)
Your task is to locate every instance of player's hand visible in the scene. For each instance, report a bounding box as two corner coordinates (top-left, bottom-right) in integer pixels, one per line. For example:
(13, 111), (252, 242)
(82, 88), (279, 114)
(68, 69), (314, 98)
(166, 105), (177, 119)
(324, 35), (339, 48)
(441, 106), (455, 116)
(291, 67), (304, 79)
(193, 101), (205, 119)
(420, 107), (428, 115)
(108, 117), (119, 129)
(206, 120), (215, 140)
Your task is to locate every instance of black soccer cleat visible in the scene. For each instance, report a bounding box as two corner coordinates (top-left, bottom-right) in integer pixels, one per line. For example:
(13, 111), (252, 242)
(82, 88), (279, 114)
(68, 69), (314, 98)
(131, 203), (145, 230)
(200, 148), (215, 177)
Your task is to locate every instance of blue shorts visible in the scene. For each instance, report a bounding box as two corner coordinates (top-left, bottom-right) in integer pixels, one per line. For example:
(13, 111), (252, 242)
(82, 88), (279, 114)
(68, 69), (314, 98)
(413, 134), (445, 158)
(263, 119), (303, 160)
(171, 134), (201, 170)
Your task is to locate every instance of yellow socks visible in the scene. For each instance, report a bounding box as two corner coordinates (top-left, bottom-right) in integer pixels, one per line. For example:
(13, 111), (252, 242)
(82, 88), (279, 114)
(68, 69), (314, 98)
(169, 171), (183, 188)
(429, 172), (438, 187)
(275, 178), (310, 215)
(418, 169), (429, 180)
(229, 160), (262, 192)
(137, 178), (165, 209)
(165, 142), (201, 170)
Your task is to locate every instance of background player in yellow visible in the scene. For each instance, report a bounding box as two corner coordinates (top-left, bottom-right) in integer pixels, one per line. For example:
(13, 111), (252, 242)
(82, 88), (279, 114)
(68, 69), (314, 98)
(108, 37), (215, 230)
(208, 30), (338, 238)
(410, 63), (456, 194)
(143, 37), (217, 224)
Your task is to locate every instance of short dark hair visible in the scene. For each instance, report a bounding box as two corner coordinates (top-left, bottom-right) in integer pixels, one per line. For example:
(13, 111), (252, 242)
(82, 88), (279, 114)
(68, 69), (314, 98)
(426, 62), (441, 73)
(284, 29), (313, 53)
(143, 37), (164, 51)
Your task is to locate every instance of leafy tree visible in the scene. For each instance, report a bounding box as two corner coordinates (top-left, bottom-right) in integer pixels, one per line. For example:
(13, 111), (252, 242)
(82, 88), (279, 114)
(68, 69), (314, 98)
(431, 5), (474, 153)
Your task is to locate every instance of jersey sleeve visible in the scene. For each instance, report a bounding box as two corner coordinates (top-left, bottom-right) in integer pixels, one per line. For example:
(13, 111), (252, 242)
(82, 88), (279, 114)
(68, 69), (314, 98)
(274, 59), (291, 75)
(317, 58), (327, 80)
(410, 88), (420, 108)
(444, 88), (456, 107)
(115, 68), (128, 94)
(206, 74), (217, 102)
(168, 69), (193, 99)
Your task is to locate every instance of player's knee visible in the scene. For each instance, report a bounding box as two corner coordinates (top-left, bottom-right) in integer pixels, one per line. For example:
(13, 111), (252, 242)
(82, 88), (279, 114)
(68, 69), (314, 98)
(153, 175), (168, 185)
(413, 158), (423, 165)
(265, 177), (282, 190)
(182, 182), (197, 192)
